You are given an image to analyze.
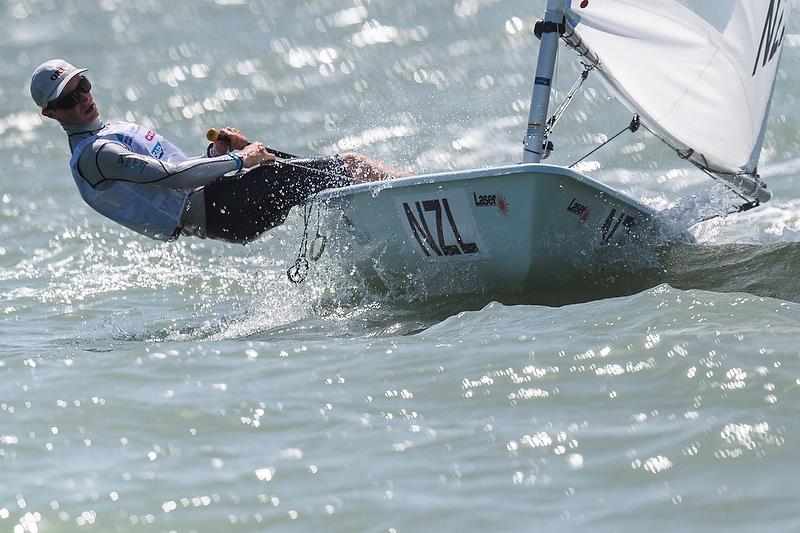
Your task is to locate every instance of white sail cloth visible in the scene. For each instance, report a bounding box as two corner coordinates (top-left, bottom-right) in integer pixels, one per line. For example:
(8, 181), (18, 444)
(563, 0), (792, 180)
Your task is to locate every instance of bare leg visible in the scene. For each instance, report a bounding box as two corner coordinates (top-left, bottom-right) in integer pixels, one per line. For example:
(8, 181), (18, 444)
(340, 152), (410, 182)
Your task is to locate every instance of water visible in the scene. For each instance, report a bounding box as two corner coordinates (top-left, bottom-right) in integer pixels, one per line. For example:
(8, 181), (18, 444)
(1, 1), (800, 531)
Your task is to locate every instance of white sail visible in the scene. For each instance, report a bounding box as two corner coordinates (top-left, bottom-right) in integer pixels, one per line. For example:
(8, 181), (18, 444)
(562, 0), (792, 200)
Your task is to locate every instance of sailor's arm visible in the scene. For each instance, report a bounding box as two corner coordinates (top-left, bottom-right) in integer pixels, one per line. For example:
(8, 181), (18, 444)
(79, 140), (273, 189)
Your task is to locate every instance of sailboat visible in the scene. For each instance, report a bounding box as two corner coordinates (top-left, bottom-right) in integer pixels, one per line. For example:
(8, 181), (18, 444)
(295, 0), (791, 295)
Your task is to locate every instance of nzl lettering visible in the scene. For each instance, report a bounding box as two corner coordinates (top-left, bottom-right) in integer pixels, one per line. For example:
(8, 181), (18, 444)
(402, 199), (478, 256)
(753, 0), (787, 76)
(600, 209), (636, 245)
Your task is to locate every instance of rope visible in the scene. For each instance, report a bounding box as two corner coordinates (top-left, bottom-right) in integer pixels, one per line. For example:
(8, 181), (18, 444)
(216, 150), (347, 284)
(286, 199), (313, 284)
(286, 188), (329, 284)
(286, 192), (327, 284)
(569, 114), (640, 168)
(266, 159), (342, 284)
(691, 198), (760, 224)
(273, 158), (352, 182)
(637, 122), (763, 215)
(565, 116), (759, 222)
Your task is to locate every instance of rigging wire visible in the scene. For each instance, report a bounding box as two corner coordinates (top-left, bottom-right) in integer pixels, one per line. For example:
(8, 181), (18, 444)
(545, 63), (595, 140)
(677, 164), (760, 224)
(636, 122), (762, 216)
(568, 114), (640, 169)
(566, 114), (760, 222)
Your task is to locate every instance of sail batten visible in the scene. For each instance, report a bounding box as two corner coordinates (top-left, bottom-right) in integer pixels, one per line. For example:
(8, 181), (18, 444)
(562, 0), (792, 201)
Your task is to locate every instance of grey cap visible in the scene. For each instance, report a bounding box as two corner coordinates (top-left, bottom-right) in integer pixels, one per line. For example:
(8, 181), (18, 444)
(30, 59), (88, 109)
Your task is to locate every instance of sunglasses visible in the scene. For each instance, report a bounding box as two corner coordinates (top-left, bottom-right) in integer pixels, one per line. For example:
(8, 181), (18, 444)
(46, 76), (92, 110)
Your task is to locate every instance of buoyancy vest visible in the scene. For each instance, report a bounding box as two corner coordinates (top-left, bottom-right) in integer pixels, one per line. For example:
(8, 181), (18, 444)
(69, 121), (191, 241)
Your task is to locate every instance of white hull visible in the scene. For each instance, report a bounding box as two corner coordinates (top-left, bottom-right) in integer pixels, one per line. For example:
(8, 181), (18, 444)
(307, 164), (674, 295)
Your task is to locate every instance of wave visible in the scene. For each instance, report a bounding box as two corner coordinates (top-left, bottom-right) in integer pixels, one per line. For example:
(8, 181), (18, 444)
(510, 241), (800, 307)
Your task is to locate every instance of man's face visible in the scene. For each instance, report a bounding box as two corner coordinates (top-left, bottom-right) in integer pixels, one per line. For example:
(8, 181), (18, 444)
(43, 75), (100, 125)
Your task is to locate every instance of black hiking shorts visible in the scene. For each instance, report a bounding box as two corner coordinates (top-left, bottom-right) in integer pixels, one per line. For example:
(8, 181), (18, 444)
(203, 156), (352, 244)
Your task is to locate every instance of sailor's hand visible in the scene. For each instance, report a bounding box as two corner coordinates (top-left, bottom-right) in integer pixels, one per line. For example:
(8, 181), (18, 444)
(239, 142), (276, 167)
(212, 127), (249, 153)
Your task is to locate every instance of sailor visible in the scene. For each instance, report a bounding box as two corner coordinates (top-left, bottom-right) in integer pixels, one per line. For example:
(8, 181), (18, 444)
(31, 59), (404, 244)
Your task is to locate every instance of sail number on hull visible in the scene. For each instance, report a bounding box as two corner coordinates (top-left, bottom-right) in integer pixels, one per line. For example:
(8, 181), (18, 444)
(395, 190), (486, 258)
(600, 208), (637, 245)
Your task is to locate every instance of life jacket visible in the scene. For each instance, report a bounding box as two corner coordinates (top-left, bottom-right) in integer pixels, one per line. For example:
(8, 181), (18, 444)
(69, 121), (191, 241)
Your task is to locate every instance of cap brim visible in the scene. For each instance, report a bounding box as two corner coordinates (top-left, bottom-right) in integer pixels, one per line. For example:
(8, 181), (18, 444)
(48, 67), (89, 104)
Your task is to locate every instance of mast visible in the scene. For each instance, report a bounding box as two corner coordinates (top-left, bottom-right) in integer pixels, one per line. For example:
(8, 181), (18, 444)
(522, 0), (566, 163)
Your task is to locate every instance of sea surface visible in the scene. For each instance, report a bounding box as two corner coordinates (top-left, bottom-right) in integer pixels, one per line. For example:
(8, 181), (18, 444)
(2, 1), (800, 532)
